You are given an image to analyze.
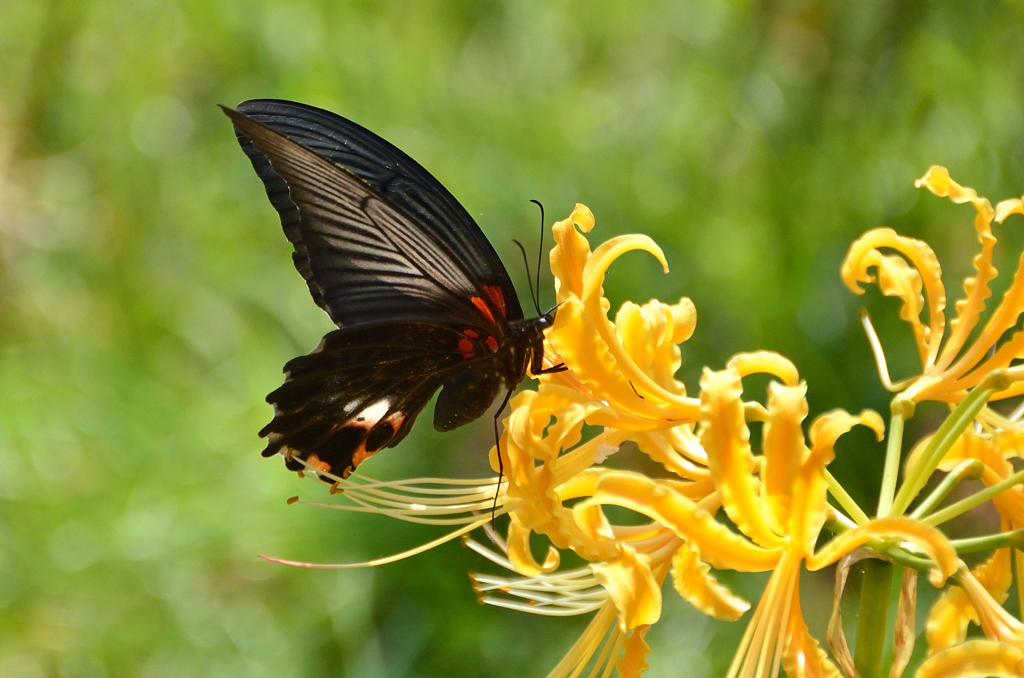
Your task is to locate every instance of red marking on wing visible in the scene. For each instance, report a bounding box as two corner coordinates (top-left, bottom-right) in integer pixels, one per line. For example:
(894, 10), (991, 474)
(483, 284), (507, 318)
(464, 329), (479, 338)
(305, 454), (331, 473)
(458, 337), (474, 356)
(485, 335), (499, 352)
(350, 446), (377, 471)
(470, 296), (496, 323)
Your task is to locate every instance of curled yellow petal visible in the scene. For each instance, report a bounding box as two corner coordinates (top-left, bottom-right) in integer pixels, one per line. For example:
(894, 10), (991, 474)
(550, 203), (594, 302)
(671, 541), (750, 621)
(615, 298), (695, 395)
(806, 517), (958, 586)
(783, 603), (841, 678)
(592, 546), (662, 630)
(927, 547), (1012, 654)
(809, 408), (885, 451)
(761, 382), (809, 536)
(585, 471), (782, 571)
(726, 351), (799, 385)
(614, 625), (651, 678)
(914, 167), (998, 374)
(914, 640), (1024, 678)
(700, 367), (785, 548)
(842, 227), (945, 370)
(507, 515), (561, 576)
(995, 195), (1024, 224)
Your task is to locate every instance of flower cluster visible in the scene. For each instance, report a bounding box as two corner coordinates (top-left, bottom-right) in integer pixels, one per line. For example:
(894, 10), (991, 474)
(281, 168), (1024, 678)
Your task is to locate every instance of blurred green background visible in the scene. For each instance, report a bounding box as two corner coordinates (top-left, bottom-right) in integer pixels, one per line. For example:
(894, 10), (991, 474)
(2, 1), (1024, 676)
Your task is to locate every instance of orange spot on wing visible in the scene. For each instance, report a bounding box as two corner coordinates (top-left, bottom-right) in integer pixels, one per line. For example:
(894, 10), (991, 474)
(458, 337), (474, 355)
(351, 446), (378, 469)
(485, 335), (499, 352)
(483, 284), (507, 318)
(305, 454), (331, 473)
(470, 296), (496, 323)
(464, 329), (479, 338)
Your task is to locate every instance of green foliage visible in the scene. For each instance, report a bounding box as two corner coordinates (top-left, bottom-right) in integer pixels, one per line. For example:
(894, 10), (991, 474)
(1, 1), (1024, 676)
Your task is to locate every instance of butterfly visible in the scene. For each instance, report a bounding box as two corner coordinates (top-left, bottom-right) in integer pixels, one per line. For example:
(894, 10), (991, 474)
(223, 99), (562, 485)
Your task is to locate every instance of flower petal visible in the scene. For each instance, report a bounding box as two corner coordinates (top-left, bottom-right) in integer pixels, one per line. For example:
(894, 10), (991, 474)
(592, 546), (662, 630)
(806, 517), (958, 586)
(842, 227), (945, 371)
(550, 203), (594, 303)
(914, 640), (1024, 678)
(583, 471), (783, 572)
(783, 600), (841, 678)
(761, 382), (809, 536)
(507, 515), (562, 576)
(915, 166), (999, 375)
(700, 367), (786, 548)
(671, 540), (750, 621)
(615, 625), (652, 678)
(927, 547), (1012, 654)
(726, 351), (800, 386)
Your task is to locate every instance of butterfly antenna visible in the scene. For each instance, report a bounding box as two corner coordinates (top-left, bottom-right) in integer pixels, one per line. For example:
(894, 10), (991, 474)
(513, 239), (542, 316)
(529, 199), (545, 313)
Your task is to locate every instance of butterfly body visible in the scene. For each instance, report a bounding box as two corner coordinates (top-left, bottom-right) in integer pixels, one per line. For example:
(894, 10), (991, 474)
(224, 100), (553, 482)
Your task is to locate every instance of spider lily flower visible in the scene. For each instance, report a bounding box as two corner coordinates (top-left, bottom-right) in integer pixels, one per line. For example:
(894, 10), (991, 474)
(272, 201), (1006, 678)
(493, 208), (959, 678)
(907, 431), (1024, 656)
(842, 166), (1024, 405)
(916, 568), (1024, 678)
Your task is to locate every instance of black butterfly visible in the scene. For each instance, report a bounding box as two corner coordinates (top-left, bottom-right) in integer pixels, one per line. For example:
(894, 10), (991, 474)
(223, 100), (561, 485)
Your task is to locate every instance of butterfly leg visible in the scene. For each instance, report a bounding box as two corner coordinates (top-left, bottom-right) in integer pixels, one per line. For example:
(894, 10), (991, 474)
(490, 386), (515, 521)
(529, 347), (569, 376)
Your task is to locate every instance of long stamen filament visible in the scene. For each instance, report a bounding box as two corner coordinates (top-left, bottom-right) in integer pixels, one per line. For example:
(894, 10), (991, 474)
(824, 470), (870, 525)
(260, 516), (490, 569)
(891, 373), (1007, 516)
(949, 528), (1024, 554)
(860, 311), (916, 392)
(908, 459), (984, 519)
(923, 469), (1024, 527)
(878, 399), (911, 517)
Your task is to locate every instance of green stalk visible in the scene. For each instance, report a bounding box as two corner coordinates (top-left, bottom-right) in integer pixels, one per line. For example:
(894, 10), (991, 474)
(855, 559), (893, 678)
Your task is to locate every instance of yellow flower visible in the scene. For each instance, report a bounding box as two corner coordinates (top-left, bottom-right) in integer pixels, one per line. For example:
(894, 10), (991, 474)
(842, 165), (1024, 405)
(916, 569), (1024, 678)
(492, 207), (958, 678)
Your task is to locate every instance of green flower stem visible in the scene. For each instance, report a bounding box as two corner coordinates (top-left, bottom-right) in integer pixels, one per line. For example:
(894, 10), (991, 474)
(909, 459), (984, 519)
(923, 468), (1024, 527)
(891, 372), (1008, 517)
(950, 528), (1024, 554)
(877, 400), (912, 517)
(825, 469), (871, 526)
(855, 559), (893, 678)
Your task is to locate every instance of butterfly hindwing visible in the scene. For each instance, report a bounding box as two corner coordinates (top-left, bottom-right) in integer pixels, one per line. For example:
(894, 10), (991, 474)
(261, 322), (504, 480)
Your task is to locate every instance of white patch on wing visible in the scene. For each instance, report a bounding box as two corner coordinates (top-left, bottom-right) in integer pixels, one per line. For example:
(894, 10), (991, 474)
(355, 399), (390, 424)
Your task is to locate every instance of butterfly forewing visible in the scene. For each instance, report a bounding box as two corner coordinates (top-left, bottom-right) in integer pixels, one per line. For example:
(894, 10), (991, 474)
(228, 108), (506, 331)
(232, 99), (523, 326)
